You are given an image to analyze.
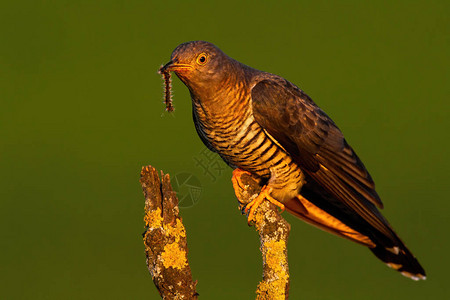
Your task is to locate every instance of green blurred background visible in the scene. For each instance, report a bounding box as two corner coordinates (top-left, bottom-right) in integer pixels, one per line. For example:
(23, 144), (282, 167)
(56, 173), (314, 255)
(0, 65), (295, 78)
(1, 0), (449, 299)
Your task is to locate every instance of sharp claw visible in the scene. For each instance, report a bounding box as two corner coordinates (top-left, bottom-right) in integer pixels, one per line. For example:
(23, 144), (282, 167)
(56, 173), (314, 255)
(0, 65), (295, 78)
(232, 169), (253, 200)
(241, 185), (286, 224)
(233, 170), (285, 225)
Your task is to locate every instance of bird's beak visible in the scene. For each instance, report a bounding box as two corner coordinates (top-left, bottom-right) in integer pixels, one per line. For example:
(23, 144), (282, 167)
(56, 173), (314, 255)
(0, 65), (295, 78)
(159, 60), (193, 73)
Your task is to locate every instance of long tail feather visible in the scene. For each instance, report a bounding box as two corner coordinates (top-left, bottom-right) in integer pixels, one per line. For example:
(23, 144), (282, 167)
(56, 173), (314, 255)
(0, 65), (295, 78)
(284, 185), (426, 280)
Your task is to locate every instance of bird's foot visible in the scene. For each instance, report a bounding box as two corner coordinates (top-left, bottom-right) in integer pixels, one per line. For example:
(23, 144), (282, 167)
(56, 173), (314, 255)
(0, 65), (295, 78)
(231, 168), (252, 198)
(244, 185), (285, 225)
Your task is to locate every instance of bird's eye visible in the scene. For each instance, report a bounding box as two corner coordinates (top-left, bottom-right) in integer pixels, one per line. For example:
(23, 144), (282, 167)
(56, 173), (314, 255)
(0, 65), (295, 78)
(196, 53), (208, 65)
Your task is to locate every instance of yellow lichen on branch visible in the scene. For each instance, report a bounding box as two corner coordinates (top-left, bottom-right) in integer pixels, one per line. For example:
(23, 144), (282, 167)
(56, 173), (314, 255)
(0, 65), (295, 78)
(141, 165), (290, 299)
(233, 173), (291, 299)
(161, 242), (188, 269)
(159, 219), (189, 270)
(144, 207), (163, 229)
(143, 217), (188, 270)
(257, 237), (289, 300)
(172, 219), (187, 241)
(265, 240), (287, 271)
(140, 165), (198, 299)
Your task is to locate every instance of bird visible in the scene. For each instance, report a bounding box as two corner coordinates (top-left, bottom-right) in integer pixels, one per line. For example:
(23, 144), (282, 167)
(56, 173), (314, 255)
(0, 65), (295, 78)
(159, 40), (426, 280)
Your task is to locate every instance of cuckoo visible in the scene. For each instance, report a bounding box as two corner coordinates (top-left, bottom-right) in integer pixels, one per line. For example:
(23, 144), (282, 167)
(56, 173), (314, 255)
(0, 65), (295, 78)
(159, 41), (426, 280)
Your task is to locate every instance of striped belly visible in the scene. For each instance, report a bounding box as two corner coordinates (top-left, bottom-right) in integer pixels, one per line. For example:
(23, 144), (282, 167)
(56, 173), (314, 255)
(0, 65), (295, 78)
(200, 110), (305, 202)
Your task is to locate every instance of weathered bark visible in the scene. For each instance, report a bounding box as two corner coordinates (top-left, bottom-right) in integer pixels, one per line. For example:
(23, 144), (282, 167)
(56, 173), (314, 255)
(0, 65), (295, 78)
(233, 173), (291, 300)
(140, 166), (198, 299)
(141, 166), (290, 299)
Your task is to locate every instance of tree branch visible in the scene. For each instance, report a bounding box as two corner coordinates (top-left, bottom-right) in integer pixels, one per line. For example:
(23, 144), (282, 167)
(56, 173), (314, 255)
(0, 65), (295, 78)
(233, 173), (291, 300)
(140, 165), (198, 299)
(140, 166), (290, 299)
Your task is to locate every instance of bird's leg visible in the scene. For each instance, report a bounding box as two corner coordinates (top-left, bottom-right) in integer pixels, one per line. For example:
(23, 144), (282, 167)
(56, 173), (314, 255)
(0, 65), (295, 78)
(244, 186), (285, 224)
(231, 168), (252, 197)
(232, 168), (286, 224)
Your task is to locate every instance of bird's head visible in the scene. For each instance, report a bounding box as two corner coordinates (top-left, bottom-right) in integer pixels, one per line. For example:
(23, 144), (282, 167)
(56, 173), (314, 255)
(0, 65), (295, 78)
(159, 41), (234, 96)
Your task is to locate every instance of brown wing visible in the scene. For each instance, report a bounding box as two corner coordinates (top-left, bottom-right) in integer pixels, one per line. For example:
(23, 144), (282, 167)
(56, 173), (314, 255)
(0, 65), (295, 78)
(251, 78), (426, 280)
(250, 78), (398, 239)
